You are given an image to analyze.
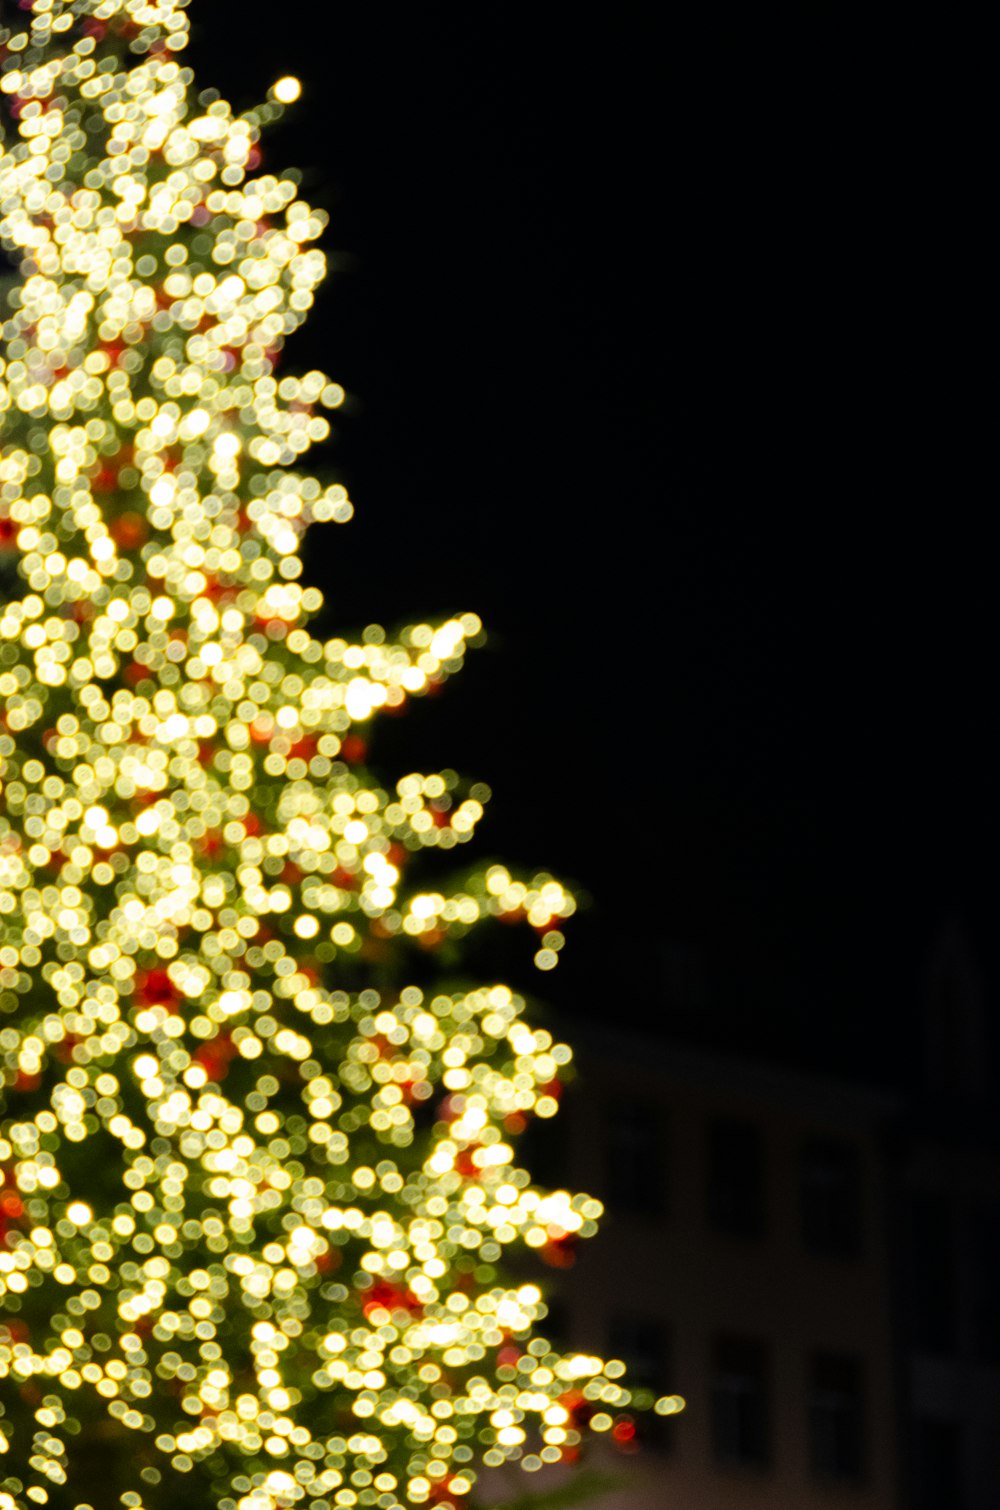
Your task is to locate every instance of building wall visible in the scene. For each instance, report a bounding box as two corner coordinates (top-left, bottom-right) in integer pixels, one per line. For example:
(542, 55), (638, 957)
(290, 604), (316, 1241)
(899, 917), (1000, 1509)
(899, 1134), (1000, 1509)
(516, 1033), (902, 1510)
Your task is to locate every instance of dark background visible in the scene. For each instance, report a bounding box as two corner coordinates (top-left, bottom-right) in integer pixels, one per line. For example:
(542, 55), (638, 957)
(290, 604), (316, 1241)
(196, 4), (992, 1086)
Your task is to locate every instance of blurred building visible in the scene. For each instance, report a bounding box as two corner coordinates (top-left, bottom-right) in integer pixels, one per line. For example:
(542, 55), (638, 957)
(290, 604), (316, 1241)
(526, 1028), (904, 1510)
(481, 914), (1000, 1510)
(893, 917), (1000, 1509)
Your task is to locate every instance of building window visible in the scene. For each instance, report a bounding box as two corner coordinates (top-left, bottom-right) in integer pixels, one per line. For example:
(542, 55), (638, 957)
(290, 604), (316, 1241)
(707, 1118), (764, 1237)
(913, 1419), (964, 1510)
(609, 1316), (673, 1452)
(909, 1192), (958, 1354)
(606, 1100), (664, 1217)
(711, 1337), (770, 1467)
(519, 1097), (569, 1191)
(801, 1136), (862, 1257)
(808, 1352), (865, 1480)
(541, 1299), (570, 1349)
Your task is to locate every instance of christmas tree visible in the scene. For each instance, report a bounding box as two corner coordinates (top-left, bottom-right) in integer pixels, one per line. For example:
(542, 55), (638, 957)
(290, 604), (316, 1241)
(0, 4), (681, 1509)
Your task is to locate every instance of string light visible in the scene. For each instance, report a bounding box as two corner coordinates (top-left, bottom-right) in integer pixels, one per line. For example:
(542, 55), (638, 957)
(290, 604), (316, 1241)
(0, 3), (680, 1508)
(272, 78), (301, 106)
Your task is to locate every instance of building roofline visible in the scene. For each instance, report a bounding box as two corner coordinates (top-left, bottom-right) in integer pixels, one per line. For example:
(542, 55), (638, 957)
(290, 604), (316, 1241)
(560, 1019), (903, 1122)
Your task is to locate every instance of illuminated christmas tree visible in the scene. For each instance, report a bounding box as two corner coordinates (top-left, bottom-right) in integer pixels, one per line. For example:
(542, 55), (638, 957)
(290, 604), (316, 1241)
(0, 4), (681, 1509)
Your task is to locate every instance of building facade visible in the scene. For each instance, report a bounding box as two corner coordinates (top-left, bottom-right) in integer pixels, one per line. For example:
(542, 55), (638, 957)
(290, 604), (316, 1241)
(512, 1029), (903, 1510)
(893, 917), (1000, 1509)
(481, 918), (1000, 1509)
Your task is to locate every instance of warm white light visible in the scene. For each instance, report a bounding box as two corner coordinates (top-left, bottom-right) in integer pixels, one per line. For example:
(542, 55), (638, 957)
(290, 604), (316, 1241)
(0, 0), (662, 1501)
(274, 75), (302, 104)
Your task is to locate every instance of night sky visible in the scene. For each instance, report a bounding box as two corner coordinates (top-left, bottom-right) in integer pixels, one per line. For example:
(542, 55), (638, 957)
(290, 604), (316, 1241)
(197, 5), (993, 1085)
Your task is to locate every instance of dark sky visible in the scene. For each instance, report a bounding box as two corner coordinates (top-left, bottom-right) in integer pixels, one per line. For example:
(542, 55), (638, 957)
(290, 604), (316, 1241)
(197, 5), (993, 1084)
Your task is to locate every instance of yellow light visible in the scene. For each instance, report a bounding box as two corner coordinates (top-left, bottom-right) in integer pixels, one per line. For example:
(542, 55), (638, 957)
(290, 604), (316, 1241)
(273, 76), (302, 104)
(0, 0), (671, 1500)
